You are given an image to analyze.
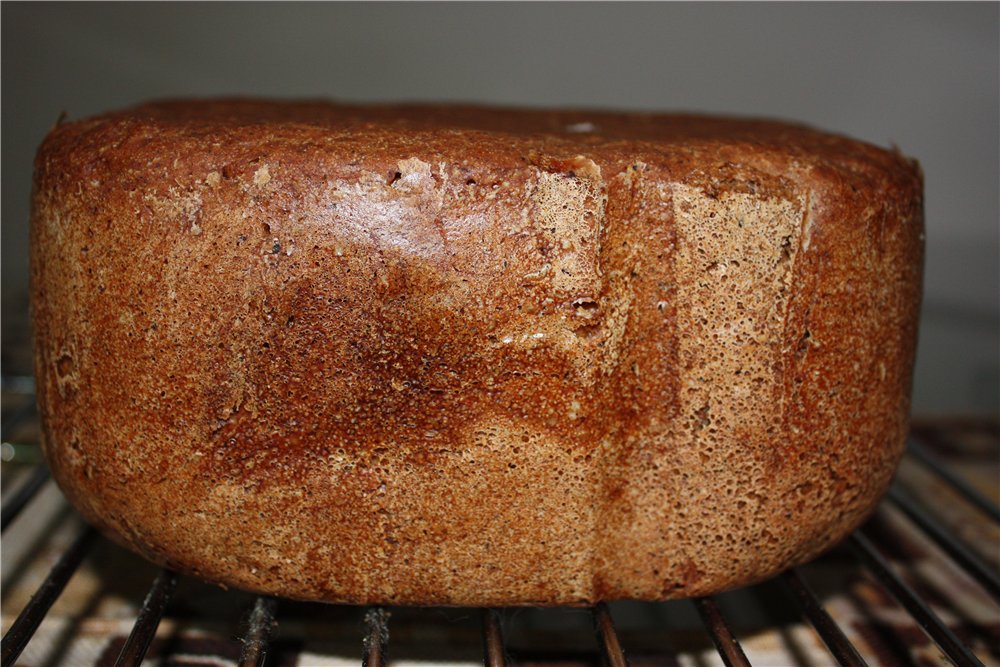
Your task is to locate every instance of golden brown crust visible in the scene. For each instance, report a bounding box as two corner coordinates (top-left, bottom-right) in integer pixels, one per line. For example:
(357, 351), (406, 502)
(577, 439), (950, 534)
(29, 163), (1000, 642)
(30, 100), (923, 605)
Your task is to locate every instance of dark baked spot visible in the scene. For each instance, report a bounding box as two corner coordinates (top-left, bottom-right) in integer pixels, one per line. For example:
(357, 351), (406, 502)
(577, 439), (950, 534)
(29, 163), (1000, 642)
(55, 353), (74, 378)
(779, 235), (793, 264)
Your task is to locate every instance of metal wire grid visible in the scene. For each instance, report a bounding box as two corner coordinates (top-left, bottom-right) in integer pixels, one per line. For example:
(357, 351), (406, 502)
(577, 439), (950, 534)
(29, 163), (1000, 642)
(1, 388), (997, 667)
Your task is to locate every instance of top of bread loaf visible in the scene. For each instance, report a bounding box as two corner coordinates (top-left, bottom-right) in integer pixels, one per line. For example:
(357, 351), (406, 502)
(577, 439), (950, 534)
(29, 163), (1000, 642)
(39, 99), (918, 199)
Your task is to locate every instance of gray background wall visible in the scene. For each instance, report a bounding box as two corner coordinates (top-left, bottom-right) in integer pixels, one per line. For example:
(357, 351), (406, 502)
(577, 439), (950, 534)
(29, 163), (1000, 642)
(3, 2), (997, 414)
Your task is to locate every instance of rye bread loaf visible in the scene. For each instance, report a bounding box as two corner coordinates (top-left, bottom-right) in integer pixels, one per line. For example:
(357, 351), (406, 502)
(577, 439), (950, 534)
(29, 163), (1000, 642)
(30, 100), (923, 605)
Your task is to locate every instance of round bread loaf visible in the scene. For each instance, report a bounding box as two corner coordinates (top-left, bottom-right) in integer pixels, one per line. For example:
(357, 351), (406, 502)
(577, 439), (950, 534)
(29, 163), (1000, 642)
(30, 100), (923, 605)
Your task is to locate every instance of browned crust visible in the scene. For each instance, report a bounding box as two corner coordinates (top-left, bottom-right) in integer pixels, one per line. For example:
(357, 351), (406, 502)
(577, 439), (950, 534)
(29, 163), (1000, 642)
(30, 100), (923, 605)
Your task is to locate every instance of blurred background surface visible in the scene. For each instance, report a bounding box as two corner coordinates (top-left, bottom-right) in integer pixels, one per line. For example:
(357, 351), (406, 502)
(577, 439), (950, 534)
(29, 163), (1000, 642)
(2, 2), (997, 414)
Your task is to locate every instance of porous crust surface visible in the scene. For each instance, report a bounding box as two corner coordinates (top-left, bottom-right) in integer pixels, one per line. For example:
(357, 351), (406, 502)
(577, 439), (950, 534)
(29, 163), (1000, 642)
(30, 100), (923, 605)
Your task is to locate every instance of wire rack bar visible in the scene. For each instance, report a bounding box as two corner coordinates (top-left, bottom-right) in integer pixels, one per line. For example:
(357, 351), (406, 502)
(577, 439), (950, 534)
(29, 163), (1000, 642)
(849, 531), (984, 667)
(782, 569), (868, 667)
(113, 568), (178, 667)
(592, 603), (629, 667)
(362, 607), (389, 667)
(1, 466), (50, 532)
(482, 608), (508, 667)
(0, 525), (98, 667)
(693, 597), (752, 667)
(907, 439), (1000, 524)
(239, 596), (278, 667)
(888, 486), (1000, 600)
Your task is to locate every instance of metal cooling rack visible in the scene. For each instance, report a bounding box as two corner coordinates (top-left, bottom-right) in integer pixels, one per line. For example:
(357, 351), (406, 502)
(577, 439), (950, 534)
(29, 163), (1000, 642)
(1, 378), (997, 667)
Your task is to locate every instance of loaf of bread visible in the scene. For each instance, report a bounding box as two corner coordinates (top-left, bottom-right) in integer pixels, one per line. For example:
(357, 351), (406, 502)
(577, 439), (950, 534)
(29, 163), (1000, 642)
(30, 100), (923, 605)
